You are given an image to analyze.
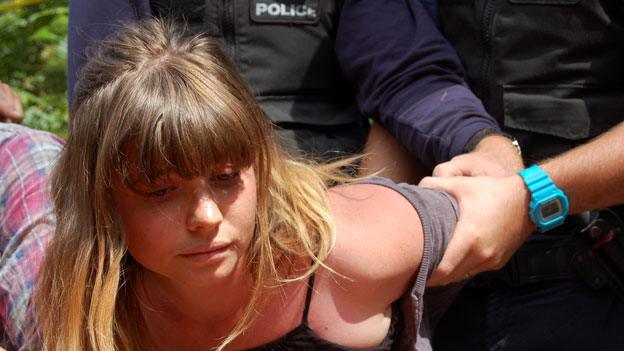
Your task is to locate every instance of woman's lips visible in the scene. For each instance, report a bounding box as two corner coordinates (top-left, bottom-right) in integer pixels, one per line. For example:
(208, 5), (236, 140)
(179, 243), (231, 263)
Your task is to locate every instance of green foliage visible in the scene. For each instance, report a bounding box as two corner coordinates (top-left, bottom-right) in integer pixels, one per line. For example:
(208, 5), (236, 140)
(0, 0), (68, 137)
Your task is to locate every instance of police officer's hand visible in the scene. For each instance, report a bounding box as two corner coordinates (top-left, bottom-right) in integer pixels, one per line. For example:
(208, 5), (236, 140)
(432, 135), (523, 177)
(0, 81), (24, 123)
(420, 174), (535, 286)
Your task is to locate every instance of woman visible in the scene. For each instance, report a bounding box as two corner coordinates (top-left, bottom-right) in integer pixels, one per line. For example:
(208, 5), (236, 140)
(32, 19), (458, 350)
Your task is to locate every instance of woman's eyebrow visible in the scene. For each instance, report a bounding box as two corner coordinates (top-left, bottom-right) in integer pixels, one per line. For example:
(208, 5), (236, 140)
(124, 170), (170, 188)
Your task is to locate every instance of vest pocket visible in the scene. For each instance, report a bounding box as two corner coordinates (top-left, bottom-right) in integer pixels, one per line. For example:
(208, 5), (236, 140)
(502, 84), (623, 140)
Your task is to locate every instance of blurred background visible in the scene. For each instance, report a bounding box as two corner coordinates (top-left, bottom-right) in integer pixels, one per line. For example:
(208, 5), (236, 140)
(1, 0), (68, 137)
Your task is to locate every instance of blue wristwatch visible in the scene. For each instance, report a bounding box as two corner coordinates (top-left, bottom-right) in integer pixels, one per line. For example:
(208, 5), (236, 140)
(518, 165), (569, 233)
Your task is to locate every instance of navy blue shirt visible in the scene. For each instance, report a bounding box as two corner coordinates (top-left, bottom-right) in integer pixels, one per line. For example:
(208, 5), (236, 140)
(67, 0), (150, 106)
(67, 0), (499, 168)
(336, 0), (499, 168)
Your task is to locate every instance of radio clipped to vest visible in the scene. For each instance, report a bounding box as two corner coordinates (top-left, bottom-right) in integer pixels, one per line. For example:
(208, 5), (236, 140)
(573, 209), (624, 300)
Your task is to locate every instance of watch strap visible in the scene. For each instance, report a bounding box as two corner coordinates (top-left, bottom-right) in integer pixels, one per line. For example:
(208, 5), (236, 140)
(519, 165), (553, 194)
(464, 128), (521, 156)
(518, 165), (569, 232)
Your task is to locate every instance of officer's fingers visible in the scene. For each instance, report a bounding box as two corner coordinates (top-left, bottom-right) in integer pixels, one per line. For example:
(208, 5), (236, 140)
(419, 176), (470, 207)
(427, 229), (476, 286)
(432, 162), (452, 177)
(432, 160), (466, 177)
(418, 175), (455, 190)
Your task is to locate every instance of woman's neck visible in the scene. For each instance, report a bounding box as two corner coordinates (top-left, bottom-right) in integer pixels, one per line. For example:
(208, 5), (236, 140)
(137, 268), (254, 348)
(136, 257), (312, 350)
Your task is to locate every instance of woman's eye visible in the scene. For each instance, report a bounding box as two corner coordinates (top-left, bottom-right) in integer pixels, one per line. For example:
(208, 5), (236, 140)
(212, 169), (240, 182)
(147, 187), (172, 197)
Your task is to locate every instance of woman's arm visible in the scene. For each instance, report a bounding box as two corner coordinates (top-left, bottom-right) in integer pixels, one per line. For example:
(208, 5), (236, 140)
(327, 182), (425, 303)
(319, 179), (459, 347)
(298, 182), (424, 348)
(326, 178), (459, 306)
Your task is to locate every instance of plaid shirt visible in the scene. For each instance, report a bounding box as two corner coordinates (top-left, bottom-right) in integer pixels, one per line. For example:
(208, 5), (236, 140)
(0, 123), (63, 350)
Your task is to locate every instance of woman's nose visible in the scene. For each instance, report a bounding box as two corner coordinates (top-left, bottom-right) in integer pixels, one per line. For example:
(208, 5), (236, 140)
(186, 195), (223, 233)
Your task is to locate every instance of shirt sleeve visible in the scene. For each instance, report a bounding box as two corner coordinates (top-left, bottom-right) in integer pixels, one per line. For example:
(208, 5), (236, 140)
(336, 0), (500, 168)
(0, 124), (64, 350)
(67, 0), (151, 107)
(358, 176), (460, 350)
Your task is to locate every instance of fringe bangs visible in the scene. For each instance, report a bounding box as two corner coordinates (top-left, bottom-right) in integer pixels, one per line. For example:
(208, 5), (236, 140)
(101, 57), (264, 185)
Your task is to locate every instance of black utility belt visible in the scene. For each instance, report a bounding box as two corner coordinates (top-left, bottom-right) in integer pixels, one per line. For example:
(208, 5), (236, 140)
(473, 209), (624, 300)
(473, 237), (582, 287)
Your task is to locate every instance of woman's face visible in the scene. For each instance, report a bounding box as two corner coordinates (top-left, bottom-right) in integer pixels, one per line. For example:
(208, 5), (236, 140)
(112, 164), (258, 287)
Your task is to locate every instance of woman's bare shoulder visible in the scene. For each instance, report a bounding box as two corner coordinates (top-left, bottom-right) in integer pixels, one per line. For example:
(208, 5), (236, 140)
(324, 182), (424, 303)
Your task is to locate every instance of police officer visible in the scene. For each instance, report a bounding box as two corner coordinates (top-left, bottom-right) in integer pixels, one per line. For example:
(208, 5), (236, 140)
(67, 0), (515, 174)
(431, 2), (624, 349)
(337, 0), (624, 350)
(425, 128), (624, 351)
(69, 0), (367, 160)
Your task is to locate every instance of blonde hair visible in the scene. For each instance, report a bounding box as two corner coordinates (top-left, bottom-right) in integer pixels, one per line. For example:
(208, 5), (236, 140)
(33, 19), (352, 351)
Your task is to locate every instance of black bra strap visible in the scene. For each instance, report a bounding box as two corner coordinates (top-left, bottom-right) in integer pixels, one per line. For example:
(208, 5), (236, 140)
(302, 274), (316, 325)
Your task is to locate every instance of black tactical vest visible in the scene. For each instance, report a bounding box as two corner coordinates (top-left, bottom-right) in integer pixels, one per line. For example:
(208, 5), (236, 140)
(438, 0), (624, 164)
(150, 0), (366, 158)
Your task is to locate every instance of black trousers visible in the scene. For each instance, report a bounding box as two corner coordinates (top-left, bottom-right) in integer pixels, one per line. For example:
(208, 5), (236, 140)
(433, 279), (624, 351)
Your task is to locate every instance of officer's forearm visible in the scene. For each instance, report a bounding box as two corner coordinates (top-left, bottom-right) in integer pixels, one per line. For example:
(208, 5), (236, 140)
(336, 0), (499, 169)
(541, 121), (624, 213)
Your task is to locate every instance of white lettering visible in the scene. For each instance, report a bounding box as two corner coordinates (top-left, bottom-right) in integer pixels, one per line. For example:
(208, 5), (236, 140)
(255, 2), (317, 18)
(268, 3), (280, 16)
(295, 4), (306, 16)
(256, 3), (268, 15)
(280, 4), (292, 16)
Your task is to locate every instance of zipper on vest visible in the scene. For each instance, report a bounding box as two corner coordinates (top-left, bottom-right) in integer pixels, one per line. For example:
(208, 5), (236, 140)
(479, 0), (495, 106)
(222, 0), (235, 58)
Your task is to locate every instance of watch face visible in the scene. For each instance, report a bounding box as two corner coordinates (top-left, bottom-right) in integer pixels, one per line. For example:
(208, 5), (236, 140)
(539, 198), (563, 222)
